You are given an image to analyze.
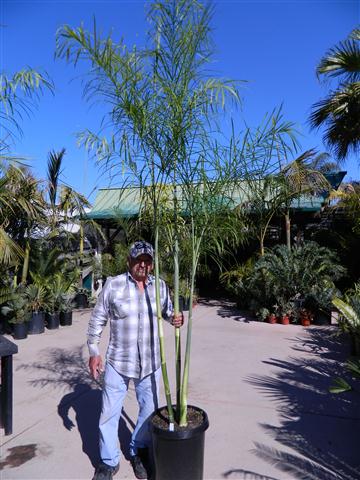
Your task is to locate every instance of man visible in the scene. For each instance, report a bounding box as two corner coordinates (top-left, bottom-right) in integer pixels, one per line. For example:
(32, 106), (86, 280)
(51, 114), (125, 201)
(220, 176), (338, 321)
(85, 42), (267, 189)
(88, 240), (184, 480)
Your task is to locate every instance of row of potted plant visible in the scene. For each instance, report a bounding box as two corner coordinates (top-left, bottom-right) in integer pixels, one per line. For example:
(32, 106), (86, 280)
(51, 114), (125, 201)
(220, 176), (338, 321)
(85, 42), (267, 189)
(0, 281), (91, 340)
(223, 242), (345, 328)
(257, 306), (314, 326)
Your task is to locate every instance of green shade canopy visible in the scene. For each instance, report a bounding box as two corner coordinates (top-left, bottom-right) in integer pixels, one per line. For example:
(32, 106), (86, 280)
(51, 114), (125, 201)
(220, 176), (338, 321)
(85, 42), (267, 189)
(87, 171), (347, 220)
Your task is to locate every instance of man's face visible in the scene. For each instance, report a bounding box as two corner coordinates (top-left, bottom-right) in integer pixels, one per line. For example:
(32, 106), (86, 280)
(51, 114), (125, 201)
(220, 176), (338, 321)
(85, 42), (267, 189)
(128, 254), (154, 282)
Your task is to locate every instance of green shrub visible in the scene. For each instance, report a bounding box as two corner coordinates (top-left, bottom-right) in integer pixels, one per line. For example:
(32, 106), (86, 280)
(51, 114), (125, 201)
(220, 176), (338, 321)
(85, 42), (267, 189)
(101, 243), (129, 278)
(247, 241), (345, 315)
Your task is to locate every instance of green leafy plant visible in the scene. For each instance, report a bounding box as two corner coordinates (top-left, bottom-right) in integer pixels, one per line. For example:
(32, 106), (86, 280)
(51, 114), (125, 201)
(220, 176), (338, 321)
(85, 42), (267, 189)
(256, 307), (270, 322)
(60, 293), (75, 313)
(333, 290), (360, 355)
(25, 283), (46, 313)
(100, 243), (130, 279)
(0, 285), (30, 324)
(249, 241), (345, 317)
(219, 257), (256, 307)
(330, 359), (360, 393)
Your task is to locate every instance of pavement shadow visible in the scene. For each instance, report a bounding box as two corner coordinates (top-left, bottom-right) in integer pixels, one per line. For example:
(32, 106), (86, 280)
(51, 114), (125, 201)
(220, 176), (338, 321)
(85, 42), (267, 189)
(198, 298), (255, 322)
(18, 346), (134, 467)
(244, 327), (360, 480)
(58, 385), (133, 466)
(222, 469), (279, 479)
(58, 384), (102, 466)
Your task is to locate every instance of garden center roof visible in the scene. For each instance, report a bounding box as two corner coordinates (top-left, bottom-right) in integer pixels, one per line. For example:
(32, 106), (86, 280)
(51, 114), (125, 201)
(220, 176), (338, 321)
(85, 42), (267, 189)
(87, 172), (346, 221)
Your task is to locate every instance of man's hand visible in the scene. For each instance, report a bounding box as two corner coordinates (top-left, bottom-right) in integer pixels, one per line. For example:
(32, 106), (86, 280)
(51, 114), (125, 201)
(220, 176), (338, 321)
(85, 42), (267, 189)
(89, 355), (103, 380)
(171, 312), (184, 328)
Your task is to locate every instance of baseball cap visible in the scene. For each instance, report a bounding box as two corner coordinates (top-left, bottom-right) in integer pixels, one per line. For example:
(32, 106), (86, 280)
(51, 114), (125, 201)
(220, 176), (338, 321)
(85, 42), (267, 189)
(129, 241), (154, 260)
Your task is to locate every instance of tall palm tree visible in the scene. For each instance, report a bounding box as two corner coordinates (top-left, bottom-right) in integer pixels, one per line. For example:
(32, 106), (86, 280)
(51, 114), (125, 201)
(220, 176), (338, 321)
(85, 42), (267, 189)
(278, 149), (330, 249)
(56, 0), (241, 426)
(0, 175), (24, 267)
(0, 66), (53, 273)
(47, 148), (66, 225)
(310, 27), (360, 161)
(0, 166), (46, 281)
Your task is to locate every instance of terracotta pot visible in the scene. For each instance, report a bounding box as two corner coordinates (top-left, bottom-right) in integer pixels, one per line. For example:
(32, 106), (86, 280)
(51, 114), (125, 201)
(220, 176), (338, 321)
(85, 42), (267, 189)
(267, 314), (277, 324)
(280, 315), (290, 325)
(301, 317), (311, 327)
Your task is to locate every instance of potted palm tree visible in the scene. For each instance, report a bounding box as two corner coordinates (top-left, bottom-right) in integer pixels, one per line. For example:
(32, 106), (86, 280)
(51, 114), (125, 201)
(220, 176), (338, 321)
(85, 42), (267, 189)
(0, 286), (30, 340)
(26, 283), (46, 334)
(59, 293), (75, 326)
(44, 278), (63, 330)
(74, 287), (89, 309)
(56, 1), (241, 478)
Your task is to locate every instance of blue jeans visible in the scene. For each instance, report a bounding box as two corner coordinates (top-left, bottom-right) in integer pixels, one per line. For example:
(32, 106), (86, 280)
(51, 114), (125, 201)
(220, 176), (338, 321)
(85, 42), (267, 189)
(99, 362), (160, 467)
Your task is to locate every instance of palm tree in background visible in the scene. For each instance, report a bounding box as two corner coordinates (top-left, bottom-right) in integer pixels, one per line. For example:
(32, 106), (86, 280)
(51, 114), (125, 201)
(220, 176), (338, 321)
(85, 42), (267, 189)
(0, 65), (53, 272)
(47, 148), (66, 227)
(310, 27), (360, 161)
(0, 166), (46, 282)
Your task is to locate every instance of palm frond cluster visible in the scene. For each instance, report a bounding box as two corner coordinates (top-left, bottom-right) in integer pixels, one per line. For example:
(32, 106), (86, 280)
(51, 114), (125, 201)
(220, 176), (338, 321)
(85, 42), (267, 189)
(310, 27), (360, 160)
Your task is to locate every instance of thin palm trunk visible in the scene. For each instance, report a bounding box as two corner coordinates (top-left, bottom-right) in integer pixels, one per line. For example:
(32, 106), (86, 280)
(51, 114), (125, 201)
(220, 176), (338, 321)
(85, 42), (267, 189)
(179, 222), (201, 427)
(21, 238), (30, 284)
(260, 234), (265, 257)
(285, 210), (291, 250)
(173, 183), (181, 421)
(154, 224), (175, 424)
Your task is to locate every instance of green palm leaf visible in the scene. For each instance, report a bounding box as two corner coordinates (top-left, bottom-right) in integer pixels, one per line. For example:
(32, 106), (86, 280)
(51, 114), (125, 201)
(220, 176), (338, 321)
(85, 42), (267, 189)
(329, 377), (352, 394)
(332, 297), (360, 326)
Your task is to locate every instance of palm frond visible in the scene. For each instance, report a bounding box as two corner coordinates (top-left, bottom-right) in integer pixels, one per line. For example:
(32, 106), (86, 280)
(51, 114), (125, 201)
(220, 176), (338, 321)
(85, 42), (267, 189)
(0, 228), (23, 265)
(317, 37), (360, 84)
(47, 148), (66, 208)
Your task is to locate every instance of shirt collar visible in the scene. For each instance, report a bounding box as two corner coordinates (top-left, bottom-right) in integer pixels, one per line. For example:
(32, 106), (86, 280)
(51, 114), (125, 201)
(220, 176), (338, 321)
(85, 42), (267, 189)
(127, 271), (154, 286)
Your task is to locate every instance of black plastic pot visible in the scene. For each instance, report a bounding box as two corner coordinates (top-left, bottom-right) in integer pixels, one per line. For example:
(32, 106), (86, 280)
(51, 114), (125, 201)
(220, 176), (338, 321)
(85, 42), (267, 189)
(46, 312), (60, 330)
(60, 311), (73, 326)
(74, 293), (88, 309)
(313, 312), (331, 326)
(28, 312), (45, 334)
(0, 314), (7, 335)
(12, 322), (28, 340)
(179, 296), (190, 312)
(150, 405), (209, 480)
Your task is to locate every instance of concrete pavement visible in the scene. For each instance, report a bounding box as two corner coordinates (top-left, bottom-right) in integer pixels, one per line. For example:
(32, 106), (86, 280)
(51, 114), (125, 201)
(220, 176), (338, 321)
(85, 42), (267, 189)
(1, 300), (359, 480)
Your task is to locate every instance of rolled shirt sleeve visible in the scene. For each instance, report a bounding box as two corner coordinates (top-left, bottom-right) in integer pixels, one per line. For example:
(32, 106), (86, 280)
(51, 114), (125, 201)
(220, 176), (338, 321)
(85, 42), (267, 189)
(87, 277), (112, 357)
(161, 281), (173, 322)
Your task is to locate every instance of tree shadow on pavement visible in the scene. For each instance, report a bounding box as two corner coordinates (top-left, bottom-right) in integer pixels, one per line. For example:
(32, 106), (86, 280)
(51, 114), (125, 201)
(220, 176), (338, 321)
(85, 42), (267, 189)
(18, 346), (133, 467)
(198, 298), (255, 322)
(223, 469), (279, 479)
(244, 327), (360, 480)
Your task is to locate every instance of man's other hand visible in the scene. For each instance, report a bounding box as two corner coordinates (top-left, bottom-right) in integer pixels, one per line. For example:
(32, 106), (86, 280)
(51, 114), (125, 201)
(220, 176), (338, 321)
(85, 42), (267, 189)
(171, 312), (184, 328)
(89, 355), (103, 380)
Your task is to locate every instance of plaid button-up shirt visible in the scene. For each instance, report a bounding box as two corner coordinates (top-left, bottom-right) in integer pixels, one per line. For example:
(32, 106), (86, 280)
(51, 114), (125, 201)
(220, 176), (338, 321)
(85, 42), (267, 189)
(87, 272), (173, 379)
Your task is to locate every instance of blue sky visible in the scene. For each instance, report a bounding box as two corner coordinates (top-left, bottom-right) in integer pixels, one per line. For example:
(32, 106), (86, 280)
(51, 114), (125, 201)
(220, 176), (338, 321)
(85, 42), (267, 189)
(1, 0), (359, 202)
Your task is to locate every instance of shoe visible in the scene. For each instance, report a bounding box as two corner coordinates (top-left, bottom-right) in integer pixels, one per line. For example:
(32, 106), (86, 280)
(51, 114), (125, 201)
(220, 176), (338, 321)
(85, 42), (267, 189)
(92, 462), (119, 480)
(130, 453), (148, 479)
